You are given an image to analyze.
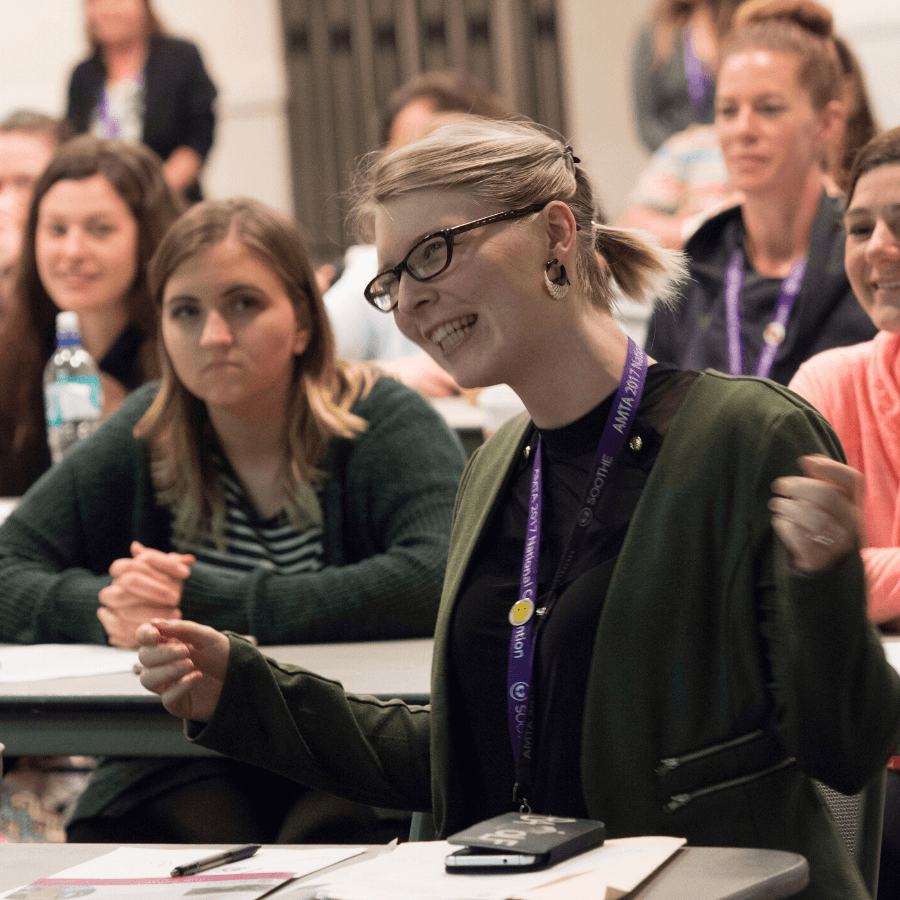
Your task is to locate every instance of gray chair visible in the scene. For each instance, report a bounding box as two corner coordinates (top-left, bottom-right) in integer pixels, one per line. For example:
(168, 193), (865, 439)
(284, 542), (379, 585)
(816, 768), (887, 898)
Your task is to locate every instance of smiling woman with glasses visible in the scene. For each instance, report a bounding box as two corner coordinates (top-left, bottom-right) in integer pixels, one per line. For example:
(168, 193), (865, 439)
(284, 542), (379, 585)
(138, 115), (900, 900)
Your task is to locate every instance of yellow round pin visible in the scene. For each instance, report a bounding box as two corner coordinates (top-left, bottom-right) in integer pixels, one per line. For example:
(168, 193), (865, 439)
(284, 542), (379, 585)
(509, 598), (535, 625)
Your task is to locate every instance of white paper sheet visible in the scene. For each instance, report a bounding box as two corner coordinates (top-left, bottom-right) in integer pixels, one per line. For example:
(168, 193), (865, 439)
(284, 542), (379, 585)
(0, 846), (366, 900)
(0, 644), (139, 682)
(882, 639), (900, 676)
(283, 837), (685, 900)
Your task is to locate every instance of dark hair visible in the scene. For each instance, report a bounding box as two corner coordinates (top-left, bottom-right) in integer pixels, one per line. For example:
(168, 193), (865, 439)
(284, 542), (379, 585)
(845, 127), (900, 206)
(86, 0), (165, 52)
(136, 198), (377, 547)
(0, 136), (182, 474)
(721, 0), (841, 111)
(832, 34), (880, 194)
(379, 69), (514, 145)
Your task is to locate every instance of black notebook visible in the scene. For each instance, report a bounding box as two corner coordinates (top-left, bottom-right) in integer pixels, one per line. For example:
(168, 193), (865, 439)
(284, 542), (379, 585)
(447, 812), (606, 866)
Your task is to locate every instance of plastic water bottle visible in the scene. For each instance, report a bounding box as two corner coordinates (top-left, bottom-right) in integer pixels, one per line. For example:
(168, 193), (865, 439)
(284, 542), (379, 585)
(43, 311), (104, 463)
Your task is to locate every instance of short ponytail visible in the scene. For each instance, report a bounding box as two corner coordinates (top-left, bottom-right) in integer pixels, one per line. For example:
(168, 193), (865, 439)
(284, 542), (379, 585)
(593, 224), (688, 310)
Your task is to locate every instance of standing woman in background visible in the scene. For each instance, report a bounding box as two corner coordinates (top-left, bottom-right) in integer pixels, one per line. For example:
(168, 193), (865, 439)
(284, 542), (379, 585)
(646, 0), (877, 386)
(0, 136), (182, 496)
(631, 0), (743, 153)
(67, 0), (217, 204)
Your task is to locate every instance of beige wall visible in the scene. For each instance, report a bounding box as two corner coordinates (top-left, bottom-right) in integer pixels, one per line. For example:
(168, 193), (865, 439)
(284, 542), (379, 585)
(557, 0), (653, 218)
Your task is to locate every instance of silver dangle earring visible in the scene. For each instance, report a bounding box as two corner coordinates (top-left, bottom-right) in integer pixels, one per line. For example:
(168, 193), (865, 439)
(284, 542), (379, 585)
(544, 258), (569, 300)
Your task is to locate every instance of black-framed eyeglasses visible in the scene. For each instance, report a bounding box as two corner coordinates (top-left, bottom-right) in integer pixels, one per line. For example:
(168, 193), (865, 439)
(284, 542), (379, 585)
(364, 203), (546, 311)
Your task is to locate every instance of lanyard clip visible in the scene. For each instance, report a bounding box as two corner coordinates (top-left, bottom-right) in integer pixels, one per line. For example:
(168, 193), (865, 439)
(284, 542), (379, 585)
(512, 783), (531, 814)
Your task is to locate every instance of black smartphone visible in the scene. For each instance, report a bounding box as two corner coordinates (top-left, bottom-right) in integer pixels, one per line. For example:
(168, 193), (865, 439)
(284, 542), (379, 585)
(444, 845), (548, 873)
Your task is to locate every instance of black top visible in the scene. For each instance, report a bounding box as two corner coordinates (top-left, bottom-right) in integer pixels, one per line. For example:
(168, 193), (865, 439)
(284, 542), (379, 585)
(449, 365), (697, 824)
(66, 34), (217, 202)
(645, 193), (877, 386)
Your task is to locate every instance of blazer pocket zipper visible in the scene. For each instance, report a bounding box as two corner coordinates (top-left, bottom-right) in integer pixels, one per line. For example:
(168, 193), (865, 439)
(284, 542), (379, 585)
(664, 756), (796, 813)
(656, 728), (766, 777)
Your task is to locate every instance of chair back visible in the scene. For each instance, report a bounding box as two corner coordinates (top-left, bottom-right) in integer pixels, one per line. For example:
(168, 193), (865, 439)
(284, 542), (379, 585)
(408, 810), (436, 841)
(816, 769), (886, 898)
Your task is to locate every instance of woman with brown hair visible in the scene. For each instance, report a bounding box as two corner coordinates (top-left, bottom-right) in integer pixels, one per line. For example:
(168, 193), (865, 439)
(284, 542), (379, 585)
(0, 135), (182, 495)
(0, 196), (464, 842)
(830, 34), (880, 194)
(645, 0), (877, 386)
(788, 125), (900, 897)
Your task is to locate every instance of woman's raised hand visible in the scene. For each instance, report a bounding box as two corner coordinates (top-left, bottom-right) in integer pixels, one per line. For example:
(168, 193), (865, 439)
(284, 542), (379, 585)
(769, 455), (864, 573)
(137, 619), (230, 722)
(98, 541), (195, 648)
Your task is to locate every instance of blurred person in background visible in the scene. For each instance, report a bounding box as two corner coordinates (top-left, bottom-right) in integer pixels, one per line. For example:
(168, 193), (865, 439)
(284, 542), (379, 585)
(66, 0), (217, 204)
(0, 136), (182, 496)
(631, 0), (744, 153)
(645, 0), (876, 386)
(0, 111), (65, 313)
(619, 28), (878, 251)
(829, 34), (879, 194)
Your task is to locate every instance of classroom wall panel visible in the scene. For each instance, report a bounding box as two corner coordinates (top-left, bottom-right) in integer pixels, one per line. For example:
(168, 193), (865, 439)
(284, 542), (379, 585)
(278, 0), (568, 262)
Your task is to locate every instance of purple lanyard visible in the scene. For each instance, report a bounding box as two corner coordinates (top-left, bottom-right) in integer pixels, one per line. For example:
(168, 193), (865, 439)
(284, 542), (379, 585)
(96, 72), (145, 139)
(724, 249), (806, 379)
(506, 338), (648, 810)
(683, 26), (713, 120)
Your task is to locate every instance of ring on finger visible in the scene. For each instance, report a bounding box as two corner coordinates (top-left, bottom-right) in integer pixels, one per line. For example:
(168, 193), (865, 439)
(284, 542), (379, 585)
(813, 533), (835, 547)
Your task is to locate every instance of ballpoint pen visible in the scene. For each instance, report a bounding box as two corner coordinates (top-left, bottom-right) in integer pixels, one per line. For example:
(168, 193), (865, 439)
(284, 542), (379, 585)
(171, 843), (262, 877)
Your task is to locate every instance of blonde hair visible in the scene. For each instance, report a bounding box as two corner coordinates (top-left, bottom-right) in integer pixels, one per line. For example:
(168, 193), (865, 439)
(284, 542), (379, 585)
(352, 116), (686, 313)
(135, 198), (378, 549)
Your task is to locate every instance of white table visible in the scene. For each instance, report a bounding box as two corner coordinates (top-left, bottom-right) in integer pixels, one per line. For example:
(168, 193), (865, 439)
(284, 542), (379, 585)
(0, 843), (809, 900)
(3, 635), (898, 759)
(0, 639), (432, 758)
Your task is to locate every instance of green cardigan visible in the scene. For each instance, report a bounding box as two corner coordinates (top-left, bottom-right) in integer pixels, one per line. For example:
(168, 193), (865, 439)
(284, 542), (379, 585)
(193, 372), (900, 900)
(0, 377), (465, 645)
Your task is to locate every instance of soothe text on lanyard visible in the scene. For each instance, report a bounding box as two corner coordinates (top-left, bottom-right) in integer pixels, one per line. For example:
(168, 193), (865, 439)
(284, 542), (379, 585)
(724, 248), (806, 379)
(506, 337), (649, 813)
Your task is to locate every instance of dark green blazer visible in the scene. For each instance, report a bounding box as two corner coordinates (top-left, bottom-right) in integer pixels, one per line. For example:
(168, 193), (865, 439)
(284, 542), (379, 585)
(196, 372), (900, 900)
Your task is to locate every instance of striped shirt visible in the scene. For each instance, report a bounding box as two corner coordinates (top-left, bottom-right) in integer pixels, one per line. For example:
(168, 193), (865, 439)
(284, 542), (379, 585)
(190, 469), (324, 580)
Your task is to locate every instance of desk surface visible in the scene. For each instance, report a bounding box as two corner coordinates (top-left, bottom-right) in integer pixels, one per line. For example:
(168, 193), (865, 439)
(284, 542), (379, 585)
(0, 639), (432, 757)
(4, 636), (899, 759)
(0, 843), (809, 900)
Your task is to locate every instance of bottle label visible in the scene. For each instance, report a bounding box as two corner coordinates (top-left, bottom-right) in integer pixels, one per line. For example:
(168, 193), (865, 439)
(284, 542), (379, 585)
(45, 376), (103, 426)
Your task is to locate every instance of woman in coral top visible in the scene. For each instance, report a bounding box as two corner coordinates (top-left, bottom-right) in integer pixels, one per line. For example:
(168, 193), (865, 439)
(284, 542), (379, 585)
(789, 125), (900, 629)
(788, 124), (900, 900)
